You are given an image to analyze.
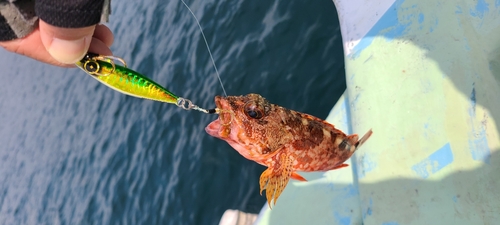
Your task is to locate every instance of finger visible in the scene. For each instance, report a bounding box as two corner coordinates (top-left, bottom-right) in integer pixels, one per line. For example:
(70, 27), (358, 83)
(93, 24), (114, 47)
(88, 36), (113, 56)
(0, 28), (113, 68)
(39, 20), (95, 64)
(0, 28), (73, 67)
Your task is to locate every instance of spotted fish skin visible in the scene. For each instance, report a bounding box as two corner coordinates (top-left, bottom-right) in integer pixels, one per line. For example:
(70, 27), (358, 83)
(205, 93), (372, 207)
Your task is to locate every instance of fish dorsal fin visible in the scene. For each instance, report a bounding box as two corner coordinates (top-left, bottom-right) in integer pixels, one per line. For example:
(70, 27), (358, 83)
(259, 153), (294, 208)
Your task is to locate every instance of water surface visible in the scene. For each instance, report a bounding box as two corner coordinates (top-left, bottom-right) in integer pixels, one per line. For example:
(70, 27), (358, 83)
(0, 0), (344, 224)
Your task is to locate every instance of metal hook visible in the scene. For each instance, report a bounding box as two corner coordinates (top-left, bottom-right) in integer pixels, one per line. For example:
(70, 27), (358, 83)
(216, 108), (234, 126)
(84, 55), (128, 76)
(100, 55), (128, 68)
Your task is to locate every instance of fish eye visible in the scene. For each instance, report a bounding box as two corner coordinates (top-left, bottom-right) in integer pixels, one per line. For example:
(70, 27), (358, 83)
(243, 102), (264, 119)
(338, 138), (351, 151)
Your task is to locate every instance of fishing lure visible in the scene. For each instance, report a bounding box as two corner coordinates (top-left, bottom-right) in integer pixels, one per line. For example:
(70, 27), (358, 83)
(76, 52), (215, 114)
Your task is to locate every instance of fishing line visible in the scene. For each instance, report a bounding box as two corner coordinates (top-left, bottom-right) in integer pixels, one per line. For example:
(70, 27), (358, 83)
(180, 0), (228, 97)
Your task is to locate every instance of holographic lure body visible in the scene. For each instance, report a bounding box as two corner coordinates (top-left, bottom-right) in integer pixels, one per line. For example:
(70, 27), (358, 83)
(76, 53), (212, 113)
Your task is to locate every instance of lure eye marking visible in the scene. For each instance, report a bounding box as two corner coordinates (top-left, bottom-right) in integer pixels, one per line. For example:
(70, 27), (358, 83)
(83, 60), (100, 75)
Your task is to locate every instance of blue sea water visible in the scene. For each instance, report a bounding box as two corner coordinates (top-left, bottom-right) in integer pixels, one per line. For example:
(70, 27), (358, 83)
(0, 0), (344, 224)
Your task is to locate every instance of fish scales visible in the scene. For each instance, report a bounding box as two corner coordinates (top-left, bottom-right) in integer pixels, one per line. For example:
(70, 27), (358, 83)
(205, 93), (372, 207)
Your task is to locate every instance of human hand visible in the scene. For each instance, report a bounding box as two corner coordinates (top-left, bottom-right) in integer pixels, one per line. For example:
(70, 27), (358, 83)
(0, 20), (114, 67)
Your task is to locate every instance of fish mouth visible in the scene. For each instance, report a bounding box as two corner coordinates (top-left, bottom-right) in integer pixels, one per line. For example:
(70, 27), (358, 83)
(205, 96), (230, 138)
(205, 119), (221, 138)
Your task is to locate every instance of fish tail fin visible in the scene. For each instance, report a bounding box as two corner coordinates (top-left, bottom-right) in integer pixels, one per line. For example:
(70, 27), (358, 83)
(354, 129), (373, 149)
(259, 154), (293, 208)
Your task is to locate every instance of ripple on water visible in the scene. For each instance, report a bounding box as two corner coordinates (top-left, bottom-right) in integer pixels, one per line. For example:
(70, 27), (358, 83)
(0, 0), (343, 224)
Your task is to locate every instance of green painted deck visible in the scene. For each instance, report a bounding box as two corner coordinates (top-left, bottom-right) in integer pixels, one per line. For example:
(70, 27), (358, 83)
(256, 0), (500, 224)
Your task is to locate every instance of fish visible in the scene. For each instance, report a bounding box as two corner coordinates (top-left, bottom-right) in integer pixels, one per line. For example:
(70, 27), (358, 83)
(205, 93), (372, 207)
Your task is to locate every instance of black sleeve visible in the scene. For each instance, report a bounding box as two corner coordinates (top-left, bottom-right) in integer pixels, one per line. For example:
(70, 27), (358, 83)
(0, 0), (38, 41)
(0, 0), (110, 42)
(35, 0), (104, 28)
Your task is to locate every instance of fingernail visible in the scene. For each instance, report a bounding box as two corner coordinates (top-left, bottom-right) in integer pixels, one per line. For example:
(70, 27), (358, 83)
(48, 36), (91, 64)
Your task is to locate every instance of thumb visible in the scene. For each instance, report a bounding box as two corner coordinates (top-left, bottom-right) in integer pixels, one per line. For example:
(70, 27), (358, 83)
(39, 20), (95, 64)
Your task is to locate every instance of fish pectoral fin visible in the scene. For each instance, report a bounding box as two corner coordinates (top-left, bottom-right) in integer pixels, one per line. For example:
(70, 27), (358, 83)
(291, 172), (307, 181)
(259, 154), (294, 208)
(332, 163), (349, 170)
